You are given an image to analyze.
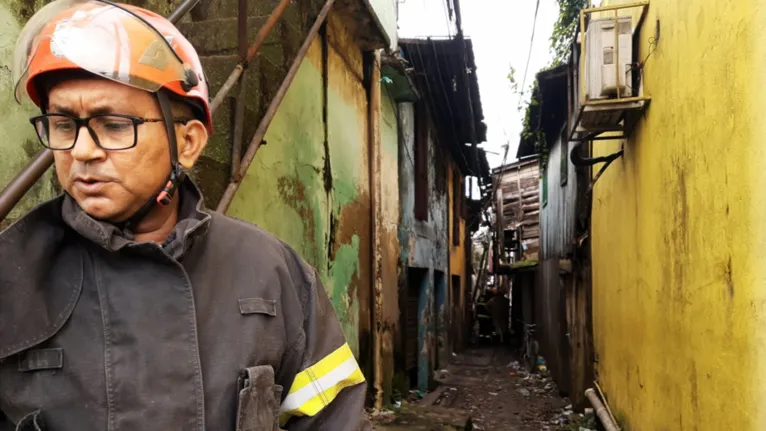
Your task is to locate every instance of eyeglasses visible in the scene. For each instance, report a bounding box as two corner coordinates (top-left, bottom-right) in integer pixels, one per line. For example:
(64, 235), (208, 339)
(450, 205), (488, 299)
(29, 113), (192, 151)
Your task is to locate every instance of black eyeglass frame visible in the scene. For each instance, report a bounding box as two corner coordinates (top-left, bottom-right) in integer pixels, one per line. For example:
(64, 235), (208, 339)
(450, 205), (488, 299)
(29, 113), (193, 151)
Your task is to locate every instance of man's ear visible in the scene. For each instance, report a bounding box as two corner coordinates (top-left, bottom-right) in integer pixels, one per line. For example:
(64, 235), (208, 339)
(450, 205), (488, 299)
(176, 120), (208, 169)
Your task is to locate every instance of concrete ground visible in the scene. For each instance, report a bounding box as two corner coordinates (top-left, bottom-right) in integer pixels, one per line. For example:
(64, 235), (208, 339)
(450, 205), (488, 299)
(371, 346), (597, 431)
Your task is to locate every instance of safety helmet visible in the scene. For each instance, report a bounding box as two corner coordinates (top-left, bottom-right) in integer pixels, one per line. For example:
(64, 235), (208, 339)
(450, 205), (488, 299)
(12, 0), (213, 227)
(12, 0), (212, 133)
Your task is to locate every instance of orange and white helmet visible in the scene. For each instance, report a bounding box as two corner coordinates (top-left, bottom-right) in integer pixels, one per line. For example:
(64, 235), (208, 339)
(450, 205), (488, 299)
(12, 0), (212, 133)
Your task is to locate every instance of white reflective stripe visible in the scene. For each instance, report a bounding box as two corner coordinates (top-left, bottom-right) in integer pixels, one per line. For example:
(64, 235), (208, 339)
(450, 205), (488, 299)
(279, 357), (359, 414)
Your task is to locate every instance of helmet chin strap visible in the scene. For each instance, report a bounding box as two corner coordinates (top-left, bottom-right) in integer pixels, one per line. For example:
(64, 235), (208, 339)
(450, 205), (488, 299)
(123, 91), (185, 232)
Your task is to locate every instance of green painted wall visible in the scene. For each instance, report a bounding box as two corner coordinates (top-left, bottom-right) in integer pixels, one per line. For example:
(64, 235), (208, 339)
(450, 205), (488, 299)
(227, 16), (373, 357)
(0, 3), (59, 226)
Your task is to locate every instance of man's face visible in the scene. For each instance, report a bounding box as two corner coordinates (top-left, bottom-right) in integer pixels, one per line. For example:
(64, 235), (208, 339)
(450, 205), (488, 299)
(48, 78), (177, 222)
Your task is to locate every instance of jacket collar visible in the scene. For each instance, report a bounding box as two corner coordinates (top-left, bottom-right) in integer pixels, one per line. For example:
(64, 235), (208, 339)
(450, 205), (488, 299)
(0, 179), (211, 359)
(60, 178), (212, 259)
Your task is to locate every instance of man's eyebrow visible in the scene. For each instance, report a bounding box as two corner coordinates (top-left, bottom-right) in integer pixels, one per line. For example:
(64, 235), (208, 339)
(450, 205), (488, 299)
(47, 104), (121, 116)
(47, 104), (77, 115)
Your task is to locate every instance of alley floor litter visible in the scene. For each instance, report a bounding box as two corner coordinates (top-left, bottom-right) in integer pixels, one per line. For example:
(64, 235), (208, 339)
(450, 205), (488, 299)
(371, 347), (599, 431)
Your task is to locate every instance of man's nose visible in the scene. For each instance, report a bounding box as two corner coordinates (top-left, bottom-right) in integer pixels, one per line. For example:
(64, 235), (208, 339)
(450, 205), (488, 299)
(70, 126), (107, 162)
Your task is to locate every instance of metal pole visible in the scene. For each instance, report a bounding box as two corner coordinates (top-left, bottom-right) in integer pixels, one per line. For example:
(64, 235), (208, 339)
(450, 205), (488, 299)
(369, 49), (383, 412)
(231, 0), (249, 179)
(580, 10), (587, 106)
(210, 0), (292, 113)
(614, 10), (620, 99)
(582, 0), (649, 14)
(217, 0), (336, 213)
(0, 150), (54, 222)
(167, 0), (200, 24)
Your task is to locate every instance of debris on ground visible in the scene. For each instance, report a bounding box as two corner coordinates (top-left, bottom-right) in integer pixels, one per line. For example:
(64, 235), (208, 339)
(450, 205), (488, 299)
(372, 346), (595, 430)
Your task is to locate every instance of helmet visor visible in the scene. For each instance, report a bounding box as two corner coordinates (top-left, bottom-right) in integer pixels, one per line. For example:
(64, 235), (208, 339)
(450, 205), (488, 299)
(13, 0), (188, 103)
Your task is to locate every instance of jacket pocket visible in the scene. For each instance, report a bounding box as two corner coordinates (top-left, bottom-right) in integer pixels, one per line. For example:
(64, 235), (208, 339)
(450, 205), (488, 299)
(235, 365), (283, 431)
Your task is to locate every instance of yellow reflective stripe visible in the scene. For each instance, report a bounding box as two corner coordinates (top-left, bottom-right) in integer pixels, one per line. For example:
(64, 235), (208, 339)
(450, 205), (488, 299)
(287, 343), (355, 395)
(279, 343), (365, 425)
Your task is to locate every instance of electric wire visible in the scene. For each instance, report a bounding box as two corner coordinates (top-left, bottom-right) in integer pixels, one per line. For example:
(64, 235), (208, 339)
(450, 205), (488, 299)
(517, 0), (542, 110)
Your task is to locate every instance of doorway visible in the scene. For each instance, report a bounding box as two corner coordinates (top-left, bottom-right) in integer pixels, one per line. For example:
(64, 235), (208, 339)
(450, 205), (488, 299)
(434, 270), (447, 370)
(404, 267), (428, 389)
(451, 275), (461, 353)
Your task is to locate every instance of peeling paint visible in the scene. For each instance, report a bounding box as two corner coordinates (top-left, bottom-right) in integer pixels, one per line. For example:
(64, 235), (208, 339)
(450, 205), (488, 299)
(396, 100), (454, 390)
(228, 11), (372, 360)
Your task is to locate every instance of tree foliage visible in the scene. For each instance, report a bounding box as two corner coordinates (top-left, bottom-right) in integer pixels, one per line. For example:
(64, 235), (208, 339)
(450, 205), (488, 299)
(508, 0), (587, 163)
(550, 0), (588, 66)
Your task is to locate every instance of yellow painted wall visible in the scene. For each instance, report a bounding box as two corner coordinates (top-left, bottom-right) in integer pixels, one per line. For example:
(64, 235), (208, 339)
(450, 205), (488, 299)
(590, 0), (766, 429)
(448, 161), (467, 345)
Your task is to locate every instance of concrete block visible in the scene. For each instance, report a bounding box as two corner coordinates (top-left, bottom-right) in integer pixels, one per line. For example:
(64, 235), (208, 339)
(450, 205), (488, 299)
(190, 0), (302, 29)
(178, 17), (275, 56)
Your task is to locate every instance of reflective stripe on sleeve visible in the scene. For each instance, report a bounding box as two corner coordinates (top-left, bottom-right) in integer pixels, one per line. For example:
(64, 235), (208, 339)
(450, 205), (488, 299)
(279, 342), (365, 425)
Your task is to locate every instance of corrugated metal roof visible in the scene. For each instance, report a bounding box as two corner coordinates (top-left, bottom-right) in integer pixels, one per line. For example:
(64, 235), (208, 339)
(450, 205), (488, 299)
(516, 65), (569, 159)
(399, 37), (488, 177)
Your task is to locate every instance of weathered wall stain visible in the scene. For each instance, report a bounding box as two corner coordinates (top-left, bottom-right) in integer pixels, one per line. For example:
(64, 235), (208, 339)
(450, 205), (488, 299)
(591, 0), (766, 428)
(379, 82), (400, 402)
(229, 12), (372, 356)
(396, 100), (452, 390)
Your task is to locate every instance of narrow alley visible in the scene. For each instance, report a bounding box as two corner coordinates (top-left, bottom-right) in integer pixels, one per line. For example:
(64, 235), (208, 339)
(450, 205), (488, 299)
(371, 346), (598, 431)
(5, 0), (766, 429)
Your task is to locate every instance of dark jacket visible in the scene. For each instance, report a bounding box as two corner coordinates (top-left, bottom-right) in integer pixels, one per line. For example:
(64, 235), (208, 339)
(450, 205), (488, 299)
(0, 181), (370, 431)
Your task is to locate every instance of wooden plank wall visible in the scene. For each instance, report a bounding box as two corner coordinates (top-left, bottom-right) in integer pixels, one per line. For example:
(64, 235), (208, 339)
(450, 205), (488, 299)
(495, 160), (540, 260)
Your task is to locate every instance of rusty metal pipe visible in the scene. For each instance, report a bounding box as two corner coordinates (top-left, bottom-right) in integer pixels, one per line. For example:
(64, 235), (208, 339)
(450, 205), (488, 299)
(245, 0), (290, 61)
(230, 0), (248, 179)
(0, 150), (54, 222)
(0, 0), (198, 223)
(211, 65), (245, 114)
(216, 0), (336, 213)
(167, 0), (200, 24)
(368, 50), (384, 412)
(210, 0), (292, 113)
(237, 0), (248, 60)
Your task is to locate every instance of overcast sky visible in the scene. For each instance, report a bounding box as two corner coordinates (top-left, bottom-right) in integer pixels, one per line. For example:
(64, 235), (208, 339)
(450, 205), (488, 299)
(397, 0), (560, 168)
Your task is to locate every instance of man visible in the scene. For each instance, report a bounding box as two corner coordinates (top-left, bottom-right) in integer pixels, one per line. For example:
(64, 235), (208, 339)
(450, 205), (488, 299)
(486, 287), (510, 344)
(0, 1), (369, 430)
(474, 290), (494, 343)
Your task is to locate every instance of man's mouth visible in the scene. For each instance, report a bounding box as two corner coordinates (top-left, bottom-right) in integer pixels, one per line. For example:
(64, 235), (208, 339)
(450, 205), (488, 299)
(73, 177), (111, 194)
